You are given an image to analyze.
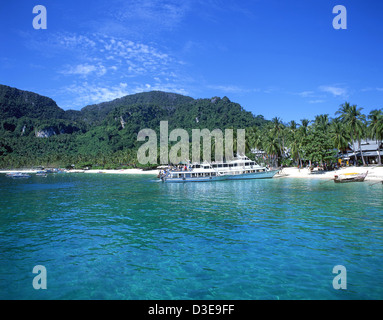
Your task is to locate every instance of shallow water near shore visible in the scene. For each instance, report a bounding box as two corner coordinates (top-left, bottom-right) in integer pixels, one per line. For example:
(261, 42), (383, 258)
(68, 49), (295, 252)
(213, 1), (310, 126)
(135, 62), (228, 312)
(0, 173), (382, 299)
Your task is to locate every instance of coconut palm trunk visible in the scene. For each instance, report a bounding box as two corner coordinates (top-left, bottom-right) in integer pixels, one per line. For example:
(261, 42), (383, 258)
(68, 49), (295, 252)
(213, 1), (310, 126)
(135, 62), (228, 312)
(359, 143), (366, 166)
(357, 134), (366, 166)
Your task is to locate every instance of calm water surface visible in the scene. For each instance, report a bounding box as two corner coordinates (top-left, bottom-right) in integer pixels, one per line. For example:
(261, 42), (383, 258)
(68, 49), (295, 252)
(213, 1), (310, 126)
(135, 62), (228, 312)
(0, 173), (382, 299)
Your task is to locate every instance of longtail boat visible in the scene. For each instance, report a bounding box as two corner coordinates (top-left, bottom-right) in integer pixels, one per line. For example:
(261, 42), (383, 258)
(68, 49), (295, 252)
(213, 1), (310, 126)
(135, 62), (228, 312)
(334, 171), (368, 183)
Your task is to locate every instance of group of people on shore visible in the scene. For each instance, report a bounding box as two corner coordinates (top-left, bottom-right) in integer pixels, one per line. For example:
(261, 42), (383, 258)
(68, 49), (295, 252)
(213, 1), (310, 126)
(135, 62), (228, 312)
(296, 162), (344, 172)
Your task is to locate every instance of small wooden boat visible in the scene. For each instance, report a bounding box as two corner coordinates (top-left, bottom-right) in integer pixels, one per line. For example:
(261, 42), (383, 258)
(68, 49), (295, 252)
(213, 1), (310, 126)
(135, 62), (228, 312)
(334, 171), (368, 183)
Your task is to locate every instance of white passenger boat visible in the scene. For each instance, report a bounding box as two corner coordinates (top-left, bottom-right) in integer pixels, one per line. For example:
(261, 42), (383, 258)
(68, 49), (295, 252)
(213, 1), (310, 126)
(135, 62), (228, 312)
(158, 156), (278, 182)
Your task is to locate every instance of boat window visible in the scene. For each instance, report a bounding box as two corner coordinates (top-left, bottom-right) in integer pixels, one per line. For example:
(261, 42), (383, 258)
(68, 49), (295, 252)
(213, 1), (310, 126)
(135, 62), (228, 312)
(223, 164), (228, 167)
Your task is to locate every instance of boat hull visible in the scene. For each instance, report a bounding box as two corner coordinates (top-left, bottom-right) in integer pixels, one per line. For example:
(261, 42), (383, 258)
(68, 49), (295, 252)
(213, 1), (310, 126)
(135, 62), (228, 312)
(334, 172), (367, 183)
(161, 175), (227, 183)
(334, 177), (366, 183)
(160, 170), (278, 182)
(225, 170), (279, 180)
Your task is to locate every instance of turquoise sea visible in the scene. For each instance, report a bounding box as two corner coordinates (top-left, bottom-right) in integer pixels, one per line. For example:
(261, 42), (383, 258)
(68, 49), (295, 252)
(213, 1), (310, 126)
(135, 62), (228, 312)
(0, 173), (382, 300)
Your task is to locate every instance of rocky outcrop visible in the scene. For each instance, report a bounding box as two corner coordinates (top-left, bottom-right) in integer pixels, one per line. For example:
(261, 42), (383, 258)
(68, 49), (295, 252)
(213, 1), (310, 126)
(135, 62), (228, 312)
(120, 116), (126, 129)
(35, 127), (57, 138)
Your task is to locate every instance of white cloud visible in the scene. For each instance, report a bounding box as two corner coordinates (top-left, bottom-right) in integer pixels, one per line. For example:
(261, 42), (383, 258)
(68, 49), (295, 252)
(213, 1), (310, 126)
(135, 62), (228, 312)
(59, 80), (189, 109)
(319, 85), (348, 97)
(28, 30), (190, 108)
(133, 82), (188, 96)
(297, 91), (315, 98)
(111, 0), (191, 32)
(48, 31), (189, 108)
(361, 87), (383, 92)
(60, 63), (107, 77)
(309, 99), (325, 104)
(62, 82), (131, 108)
(207, 84), (260, 94)
(44, 32), (176, 80)
(58, 34), (97, 50)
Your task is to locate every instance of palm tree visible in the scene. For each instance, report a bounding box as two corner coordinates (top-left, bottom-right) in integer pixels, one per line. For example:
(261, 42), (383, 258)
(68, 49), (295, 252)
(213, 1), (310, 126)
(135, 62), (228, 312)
(336, 102), (367, 166)
(368, 109), (383, 165)
(329, 118), (350, 159)
(297, 119), (310, 166)
(271, 117), (285, 161)
(245, 126), (258, 155)
(263, 132), (280, 168)
(314, 114), (330, 133)
(287, 120), (300, 166)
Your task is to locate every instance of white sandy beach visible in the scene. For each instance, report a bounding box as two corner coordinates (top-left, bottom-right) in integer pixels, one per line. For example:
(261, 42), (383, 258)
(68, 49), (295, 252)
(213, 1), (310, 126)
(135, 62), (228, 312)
(0, 168), (160, 175)
(80, 169), (160, 175)
(1, 166), (383, 181)
(275, 166), (383, 181)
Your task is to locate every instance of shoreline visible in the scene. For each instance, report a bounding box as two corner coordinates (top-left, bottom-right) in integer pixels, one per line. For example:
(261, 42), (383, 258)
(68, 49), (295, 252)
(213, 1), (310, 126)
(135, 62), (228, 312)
(1, 166), (382, 181)
(274, 166), (383, 181)
(0, 168), (160, 175)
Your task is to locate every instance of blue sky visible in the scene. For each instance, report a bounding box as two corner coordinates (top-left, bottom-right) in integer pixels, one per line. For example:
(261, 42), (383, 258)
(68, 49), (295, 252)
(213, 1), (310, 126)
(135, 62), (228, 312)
(1, 0), (382, 122)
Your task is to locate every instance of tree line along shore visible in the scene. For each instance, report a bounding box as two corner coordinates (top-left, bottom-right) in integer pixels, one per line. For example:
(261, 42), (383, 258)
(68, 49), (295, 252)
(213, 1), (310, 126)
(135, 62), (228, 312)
(1, 84), (382, 171)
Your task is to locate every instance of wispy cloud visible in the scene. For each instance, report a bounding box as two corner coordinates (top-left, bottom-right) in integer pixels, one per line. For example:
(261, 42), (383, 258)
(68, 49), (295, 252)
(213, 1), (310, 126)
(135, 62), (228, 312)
(109, 0), (191, 34)
(60, 80), (189, 109)
(297, 91), (315, 98)
(294, 90), (326, 103)
(308, 99), (325, 104)
(319, 85), (348, 98)
(35, 32), (189, 108)
(62, 82), (131, 107)
(133, 83), (189, 96)
(48, 33), (174, 76)
(208, 85), (248, 94)
(60, 63), (107, 77)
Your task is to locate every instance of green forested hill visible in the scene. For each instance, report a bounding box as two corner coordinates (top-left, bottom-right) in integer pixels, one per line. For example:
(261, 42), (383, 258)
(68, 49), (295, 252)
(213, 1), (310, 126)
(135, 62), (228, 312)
(0, 85), (268, 168)
(0, 84), (65, 119)
(80, 91), (195, 125)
